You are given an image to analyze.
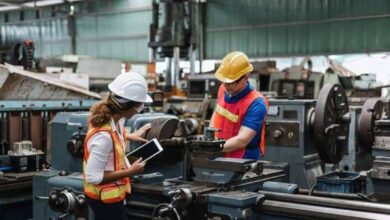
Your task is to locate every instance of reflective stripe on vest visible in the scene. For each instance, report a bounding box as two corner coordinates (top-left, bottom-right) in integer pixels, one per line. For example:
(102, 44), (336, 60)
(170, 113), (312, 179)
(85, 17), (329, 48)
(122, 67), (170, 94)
(213, 84), (269, 158)
(83, 123), (131, 203)
(215, 104), (239, 123)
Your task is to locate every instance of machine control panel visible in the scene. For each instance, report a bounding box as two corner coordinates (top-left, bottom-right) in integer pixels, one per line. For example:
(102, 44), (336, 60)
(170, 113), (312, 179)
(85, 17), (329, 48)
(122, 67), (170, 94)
(265, 121), (299, 147)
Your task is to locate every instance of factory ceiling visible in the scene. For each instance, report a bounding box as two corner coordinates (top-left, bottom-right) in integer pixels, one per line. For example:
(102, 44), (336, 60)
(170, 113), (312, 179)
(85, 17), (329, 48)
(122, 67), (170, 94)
(0, 0), (83, 12)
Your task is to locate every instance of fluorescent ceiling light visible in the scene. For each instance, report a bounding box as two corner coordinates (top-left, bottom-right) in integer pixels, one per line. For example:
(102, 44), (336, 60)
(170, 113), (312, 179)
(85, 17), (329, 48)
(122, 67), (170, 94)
(25, 0), (84, 7)
(0, 0), (84, 12)
(24, 0), (64, 7)
(0, 5), (19, 12)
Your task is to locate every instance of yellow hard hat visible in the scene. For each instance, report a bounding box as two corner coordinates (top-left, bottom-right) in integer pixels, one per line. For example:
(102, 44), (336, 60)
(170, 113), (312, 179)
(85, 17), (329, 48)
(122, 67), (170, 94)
(215, 51), (253, 83)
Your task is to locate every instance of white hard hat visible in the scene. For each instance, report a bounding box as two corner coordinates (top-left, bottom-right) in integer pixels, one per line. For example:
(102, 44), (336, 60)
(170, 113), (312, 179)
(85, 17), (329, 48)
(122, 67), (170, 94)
(108, 72), (153, 103)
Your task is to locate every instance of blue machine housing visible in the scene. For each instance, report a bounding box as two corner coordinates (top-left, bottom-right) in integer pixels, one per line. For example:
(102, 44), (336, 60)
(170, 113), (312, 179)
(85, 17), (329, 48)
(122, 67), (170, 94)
(33, 111), (289, 220)
(33, 106), (390, 220)
(0, 100), (97, 220)
(33, 112), (181, 220)
(263, 99), (322, 188)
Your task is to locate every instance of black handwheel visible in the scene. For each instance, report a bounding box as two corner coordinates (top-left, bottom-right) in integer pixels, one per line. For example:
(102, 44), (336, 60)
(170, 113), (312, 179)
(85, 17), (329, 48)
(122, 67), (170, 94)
(358, 99), (385, 150)
(314, 84), (350, 163)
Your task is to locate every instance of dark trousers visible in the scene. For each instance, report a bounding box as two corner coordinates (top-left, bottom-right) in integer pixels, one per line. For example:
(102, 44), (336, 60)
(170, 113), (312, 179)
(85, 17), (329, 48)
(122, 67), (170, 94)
(86, 196), (125, 220)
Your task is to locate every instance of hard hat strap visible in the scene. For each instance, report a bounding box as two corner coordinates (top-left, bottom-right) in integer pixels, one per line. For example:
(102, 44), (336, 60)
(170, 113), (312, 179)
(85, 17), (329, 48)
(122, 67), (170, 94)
(108, 93), (140, 112)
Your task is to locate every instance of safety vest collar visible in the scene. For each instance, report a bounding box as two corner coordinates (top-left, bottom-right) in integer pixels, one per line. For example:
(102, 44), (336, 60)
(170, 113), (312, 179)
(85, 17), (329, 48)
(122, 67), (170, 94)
(223, 82), (254, 103)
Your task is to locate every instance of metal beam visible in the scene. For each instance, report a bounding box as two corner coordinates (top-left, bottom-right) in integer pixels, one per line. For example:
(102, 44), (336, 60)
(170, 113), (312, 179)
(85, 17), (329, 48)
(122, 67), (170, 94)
(0, 2), (18, 6)
(0, 0), (84, 12)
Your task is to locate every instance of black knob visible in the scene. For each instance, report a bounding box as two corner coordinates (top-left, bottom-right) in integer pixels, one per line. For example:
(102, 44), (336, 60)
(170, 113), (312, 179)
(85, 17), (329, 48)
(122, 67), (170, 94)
(59, 170), (69, 176)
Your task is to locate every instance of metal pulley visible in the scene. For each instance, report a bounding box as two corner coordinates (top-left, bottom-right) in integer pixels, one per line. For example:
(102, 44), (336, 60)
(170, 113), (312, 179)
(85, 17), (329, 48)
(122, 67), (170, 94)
(174, 118), (199, 136)
(312, 84), (351, 164)
(66, 126), (85, 158)
(36, 188), (86, 220)
(144, 118), (182, 164)
(152, 188), (193, 220)
(358, 99), (386, 150)
(145, 118), (179, 140)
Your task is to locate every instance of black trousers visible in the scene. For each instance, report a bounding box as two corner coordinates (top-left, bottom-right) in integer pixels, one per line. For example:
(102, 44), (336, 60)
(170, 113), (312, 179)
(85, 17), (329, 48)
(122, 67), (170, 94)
(86, 196), (125, 220)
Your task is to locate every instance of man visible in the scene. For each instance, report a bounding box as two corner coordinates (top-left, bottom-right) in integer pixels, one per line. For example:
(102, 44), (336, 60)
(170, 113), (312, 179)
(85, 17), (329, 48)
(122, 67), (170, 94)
(211, 51), (268, 160)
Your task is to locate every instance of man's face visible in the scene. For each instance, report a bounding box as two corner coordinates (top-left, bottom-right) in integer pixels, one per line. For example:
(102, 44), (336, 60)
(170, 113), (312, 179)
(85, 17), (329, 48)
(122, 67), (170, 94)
(224, 75), (248, 96)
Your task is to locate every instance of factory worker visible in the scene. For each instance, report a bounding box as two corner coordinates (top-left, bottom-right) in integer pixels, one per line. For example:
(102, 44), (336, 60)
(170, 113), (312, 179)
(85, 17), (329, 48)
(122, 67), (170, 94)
(211, 51), (269, 160)
(83, 72), (152, 220)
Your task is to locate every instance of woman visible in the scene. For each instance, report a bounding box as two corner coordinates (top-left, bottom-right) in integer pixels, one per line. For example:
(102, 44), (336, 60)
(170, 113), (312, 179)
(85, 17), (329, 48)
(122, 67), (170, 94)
(83, 72), (153, 220)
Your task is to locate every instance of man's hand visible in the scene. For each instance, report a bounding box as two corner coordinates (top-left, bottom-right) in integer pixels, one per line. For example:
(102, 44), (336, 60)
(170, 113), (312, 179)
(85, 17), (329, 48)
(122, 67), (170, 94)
(127, 123), (152, 143)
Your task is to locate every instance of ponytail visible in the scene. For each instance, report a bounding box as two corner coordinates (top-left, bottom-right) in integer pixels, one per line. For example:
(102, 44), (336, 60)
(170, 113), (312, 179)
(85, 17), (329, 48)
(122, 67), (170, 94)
(88, 95), (142, 127)
(88, 101), (113, 127)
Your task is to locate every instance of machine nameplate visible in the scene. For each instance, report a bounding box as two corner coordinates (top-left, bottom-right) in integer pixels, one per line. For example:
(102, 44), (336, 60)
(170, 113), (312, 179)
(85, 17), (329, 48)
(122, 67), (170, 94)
(268, 106), (279, 116)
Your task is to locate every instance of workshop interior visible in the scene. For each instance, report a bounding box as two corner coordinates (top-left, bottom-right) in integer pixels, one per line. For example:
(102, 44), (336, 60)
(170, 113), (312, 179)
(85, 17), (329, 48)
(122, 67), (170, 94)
(1, 0), (390, 220)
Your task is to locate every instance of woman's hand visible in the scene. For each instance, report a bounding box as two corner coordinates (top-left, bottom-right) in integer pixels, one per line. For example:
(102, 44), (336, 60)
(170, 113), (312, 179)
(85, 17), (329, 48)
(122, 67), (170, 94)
(101, 157), (146, 184)
(129, 157), (146, 175)
(127, 123), (152, 143)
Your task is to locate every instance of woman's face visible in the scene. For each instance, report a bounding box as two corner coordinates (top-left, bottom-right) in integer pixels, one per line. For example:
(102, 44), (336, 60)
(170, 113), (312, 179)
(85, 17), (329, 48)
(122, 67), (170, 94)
(122, 103), (144, 118)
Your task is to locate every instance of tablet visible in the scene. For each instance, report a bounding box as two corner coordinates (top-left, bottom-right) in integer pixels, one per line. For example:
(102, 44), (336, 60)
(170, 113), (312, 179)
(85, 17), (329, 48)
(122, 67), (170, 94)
(126, 138), (163, 163)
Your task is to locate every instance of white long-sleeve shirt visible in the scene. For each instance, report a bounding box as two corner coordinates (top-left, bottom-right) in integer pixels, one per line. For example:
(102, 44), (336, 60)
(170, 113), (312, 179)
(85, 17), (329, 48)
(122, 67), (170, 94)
(85, 117), (131, 184)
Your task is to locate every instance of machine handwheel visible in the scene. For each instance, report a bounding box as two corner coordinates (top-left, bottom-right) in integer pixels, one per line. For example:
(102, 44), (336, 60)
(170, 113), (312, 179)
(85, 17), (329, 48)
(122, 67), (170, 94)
(358, 99), (385, 150)
(314, 84), (350, 163)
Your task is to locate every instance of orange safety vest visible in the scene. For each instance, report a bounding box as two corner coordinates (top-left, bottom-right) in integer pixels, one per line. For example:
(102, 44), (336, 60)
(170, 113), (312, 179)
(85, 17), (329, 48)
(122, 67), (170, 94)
(213, 84), (269, 158)
(83, 123), (131, 204)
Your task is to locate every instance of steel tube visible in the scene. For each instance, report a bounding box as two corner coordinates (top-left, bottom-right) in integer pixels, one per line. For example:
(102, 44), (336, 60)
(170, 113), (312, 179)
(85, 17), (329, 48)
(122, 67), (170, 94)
(126, 201), (156, 210)
(299, 188), (364, 200)
(258, 190), (390, 215)
(262, 200), (390, 220)
(125, 212), (151, 219)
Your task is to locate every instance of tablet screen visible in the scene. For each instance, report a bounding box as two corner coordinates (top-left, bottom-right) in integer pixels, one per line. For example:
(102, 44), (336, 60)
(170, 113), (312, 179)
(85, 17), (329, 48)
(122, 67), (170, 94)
(127, 138), (163, 163)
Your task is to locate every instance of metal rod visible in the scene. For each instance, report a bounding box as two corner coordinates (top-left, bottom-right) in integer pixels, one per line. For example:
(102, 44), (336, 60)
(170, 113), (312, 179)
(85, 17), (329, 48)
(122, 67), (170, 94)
(258, 190), (390, 215)
(68, 5), (76, 55)
(231, 174), (285, 190)
(198, 0), (206, 73)
(299, 188), (364, 200)
(173, 46), (180, 89)
(35, 196), (49, 200)
(125, 212), (151, 219)
(126, 201), (156, 210)
(262, 200), (390, 220)
(189, 44), (196, 75)
(165, 57), (173, 91)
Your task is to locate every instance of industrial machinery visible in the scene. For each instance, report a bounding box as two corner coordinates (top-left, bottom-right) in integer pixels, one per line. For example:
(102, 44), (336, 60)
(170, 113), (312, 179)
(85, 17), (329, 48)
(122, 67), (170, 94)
(336, 99), (383, 172)
(33, 112), (182, 220)
(0, 40), (35, 71)
(0, 64), (99, 219)
(357, 98), (390, 202)
(0, 100), (96, 220)
(32, 90), (390, 219)
(269, 58), (324, 99)
(337, 98), (390, 173)
(264, 83), (351, 188)
(149, 0), (200, 95)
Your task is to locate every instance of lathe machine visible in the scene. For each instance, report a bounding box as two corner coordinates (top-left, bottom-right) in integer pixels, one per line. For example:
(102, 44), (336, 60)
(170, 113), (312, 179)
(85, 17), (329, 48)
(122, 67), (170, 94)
(32, 84), (390, 220)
